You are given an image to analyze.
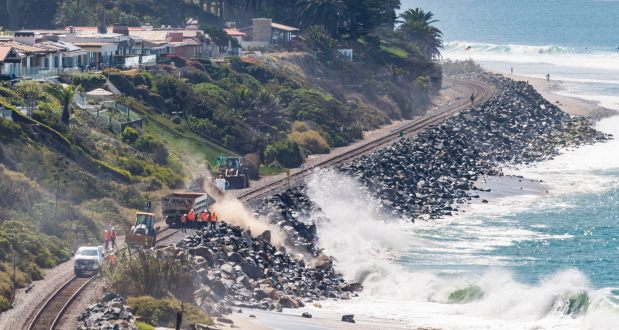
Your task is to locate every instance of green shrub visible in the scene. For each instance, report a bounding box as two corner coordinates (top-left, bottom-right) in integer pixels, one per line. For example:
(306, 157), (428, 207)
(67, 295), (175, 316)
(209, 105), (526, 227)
(65, 72), (106, 91)
(264, 139), (303, 168)
(288, 130), (330, 154)
(135, 322), (155, 330)
(103, 249), (194, 299)
(122, 127), (140, 144)
(128, 296), (212, 328)
(0, 119), (22, 139)
(134, 135), (169, 165)
(0, 295), (10, 312)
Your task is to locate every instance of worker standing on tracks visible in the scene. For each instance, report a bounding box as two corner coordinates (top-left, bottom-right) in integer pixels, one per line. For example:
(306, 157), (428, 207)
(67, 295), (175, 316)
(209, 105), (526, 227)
(188, 209), (196, 228)
(110, 228), (117, 250)
(210, 211), (218, 230)
(181, 213), (187, 233)
(103, 230), (110, 251)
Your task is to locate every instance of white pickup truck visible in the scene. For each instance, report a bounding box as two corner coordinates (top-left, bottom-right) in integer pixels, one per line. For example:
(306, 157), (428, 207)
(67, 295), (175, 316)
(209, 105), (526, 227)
(73, 246), (105, 277)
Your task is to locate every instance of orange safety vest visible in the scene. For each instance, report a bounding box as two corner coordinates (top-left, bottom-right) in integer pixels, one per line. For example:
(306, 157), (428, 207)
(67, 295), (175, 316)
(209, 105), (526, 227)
(201, 212), (207, 221)
(210, 213), (218, 222)
(188, 211), (195, 221)
(111, 231), (116, 239)
(103, 231), (109, 241)
(181, 215), (187, 223)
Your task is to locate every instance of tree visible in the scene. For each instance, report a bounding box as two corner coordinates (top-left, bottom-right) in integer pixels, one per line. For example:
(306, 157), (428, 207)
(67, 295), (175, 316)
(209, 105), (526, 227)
(296, 0), (347, 37)
(397, 8), (443, 61)
(47, 84), (77, 125)
(301, 25), (337, 62)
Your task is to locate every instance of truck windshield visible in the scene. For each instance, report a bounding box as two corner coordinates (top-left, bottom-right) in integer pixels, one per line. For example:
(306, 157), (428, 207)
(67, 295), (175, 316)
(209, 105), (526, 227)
(78, 249), (99, 257)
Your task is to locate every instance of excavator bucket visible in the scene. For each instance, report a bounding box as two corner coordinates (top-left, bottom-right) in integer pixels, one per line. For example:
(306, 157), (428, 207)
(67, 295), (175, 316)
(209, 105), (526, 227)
(125, 233), (155, 248)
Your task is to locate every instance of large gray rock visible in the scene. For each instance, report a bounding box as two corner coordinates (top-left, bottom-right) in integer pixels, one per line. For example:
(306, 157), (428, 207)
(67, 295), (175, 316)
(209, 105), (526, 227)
(241, 259), (264, 279)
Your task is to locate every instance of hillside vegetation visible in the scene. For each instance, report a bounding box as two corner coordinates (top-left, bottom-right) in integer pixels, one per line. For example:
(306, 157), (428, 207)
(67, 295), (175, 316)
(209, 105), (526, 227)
(0, 0), (446, 313)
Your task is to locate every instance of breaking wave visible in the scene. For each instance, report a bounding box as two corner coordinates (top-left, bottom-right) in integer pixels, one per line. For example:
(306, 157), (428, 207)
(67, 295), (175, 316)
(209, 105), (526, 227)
(443, 41), (619, 72)
(304, 165), (619, 329)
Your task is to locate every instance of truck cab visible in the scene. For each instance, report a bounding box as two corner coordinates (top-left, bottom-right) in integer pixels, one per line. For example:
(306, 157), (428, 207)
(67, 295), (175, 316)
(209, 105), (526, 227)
(74, 246), (105, 277)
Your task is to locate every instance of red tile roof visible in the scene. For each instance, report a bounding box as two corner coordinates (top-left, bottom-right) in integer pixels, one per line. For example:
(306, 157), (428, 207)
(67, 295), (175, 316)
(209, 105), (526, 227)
(0, 46), (11, 62)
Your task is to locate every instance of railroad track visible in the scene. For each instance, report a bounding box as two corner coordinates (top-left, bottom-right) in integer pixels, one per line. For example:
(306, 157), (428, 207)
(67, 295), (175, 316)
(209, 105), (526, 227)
(25, 77), (492, 330)
(26, 227), (179, 330)
(237, 76), (494, 202)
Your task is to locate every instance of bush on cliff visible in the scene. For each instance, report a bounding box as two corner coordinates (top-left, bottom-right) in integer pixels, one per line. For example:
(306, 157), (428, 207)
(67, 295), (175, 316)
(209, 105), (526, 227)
(103, 249), (194, 299)
(264, 139), (303, 168)
(288, 129), (330, 154)
(62, 72), (106, 91)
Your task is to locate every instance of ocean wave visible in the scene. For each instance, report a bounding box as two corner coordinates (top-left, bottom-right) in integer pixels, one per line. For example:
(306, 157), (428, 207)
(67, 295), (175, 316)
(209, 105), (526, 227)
(443, 41), (619, 72)
(305, 168), (619, 329)
(445, 41), (574, 55)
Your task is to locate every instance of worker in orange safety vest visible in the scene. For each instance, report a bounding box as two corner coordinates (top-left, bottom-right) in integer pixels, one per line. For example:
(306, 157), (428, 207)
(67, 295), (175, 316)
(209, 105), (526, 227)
(210, 211), (218, 230)
(200, 210), (208, 229)
(103, 230), (110, 251)
(187, 209), (196, 228)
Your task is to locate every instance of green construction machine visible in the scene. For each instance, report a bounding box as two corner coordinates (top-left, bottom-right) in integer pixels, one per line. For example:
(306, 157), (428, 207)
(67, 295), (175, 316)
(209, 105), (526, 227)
(216, 155), (250, 189)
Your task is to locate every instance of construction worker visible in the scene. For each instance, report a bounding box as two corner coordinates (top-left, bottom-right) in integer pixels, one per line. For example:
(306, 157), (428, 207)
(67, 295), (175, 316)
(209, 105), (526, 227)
(188, 209), (195, 228)
(210, 211), (218, 230)
(181, 213), (187, 233)
(200, 210), (208, 229)
(110, 228), (117, 250)
(103, 230), (110, 251)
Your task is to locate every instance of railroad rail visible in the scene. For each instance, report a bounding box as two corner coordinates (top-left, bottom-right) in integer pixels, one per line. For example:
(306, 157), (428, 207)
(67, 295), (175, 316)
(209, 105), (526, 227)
(237, 77), (494, 202)
(26, 227), (178, 330)
(25, 77), (492, 330)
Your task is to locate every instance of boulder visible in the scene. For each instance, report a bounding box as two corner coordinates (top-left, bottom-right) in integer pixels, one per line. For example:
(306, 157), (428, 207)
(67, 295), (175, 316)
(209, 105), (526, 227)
(241, 260), (264, 279)
(342, 314), (355, 323)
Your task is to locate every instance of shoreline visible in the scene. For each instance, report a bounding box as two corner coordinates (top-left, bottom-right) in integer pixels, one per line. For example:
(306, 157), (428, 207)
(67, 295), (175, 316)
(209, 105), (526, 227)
(491, 71), (618, 119)
(223, 73), (613, 330)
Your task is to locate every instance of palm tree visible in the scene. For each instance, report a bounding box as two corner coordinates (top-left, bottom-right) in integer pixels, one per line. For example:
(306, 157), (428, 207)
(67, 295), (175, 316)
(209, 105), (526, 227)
(397, 8), (443, 61)
(47, 84), (78, 125)
(296, 0), (347, 37)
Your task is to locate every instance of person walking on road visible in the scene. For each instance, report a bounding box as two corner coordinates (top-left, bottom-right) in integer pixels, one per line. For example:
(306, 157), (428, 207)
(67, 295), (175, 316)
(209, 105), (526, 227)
(181, 213), (187, 233)
(110, 228), (117, 250)
(210, 211), (218, 231)
(470, 93), (475, 106)
(103, 230), (110, 251)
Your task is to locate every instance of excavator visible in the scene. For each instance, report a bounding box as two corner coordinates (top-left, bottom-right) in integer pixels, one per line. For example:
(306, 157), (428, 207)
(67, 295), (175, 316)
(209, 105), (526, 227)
(125, 212), (159, 248)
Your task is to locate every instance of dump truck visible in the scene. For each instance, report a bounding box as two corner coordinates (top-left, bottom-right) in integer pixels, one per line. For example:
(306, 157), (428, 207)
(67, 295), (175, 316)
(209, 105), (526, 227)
(125, 212), (158, 248)
(161, 192), (214, 227)
(217, 156), (250, 189)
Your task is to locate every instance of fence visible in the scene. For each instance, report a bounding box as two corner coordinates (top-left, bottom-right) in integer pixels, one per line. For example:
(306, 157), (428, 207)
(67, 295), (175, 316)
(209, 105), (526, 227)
(78, 98), (142, 134)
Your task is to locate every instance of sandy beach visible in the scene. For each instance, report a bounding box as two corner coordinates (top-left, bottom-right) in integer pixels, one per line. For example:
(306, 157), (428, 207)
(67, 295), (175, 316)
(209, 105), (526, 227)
(495, 72), (616, 119)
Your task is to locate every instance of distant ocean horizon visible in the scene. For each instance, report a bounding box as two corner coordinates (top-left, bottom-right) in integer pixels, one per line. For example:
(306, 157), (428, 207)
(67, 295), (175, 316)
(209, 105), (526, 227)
(309, 2), (619, 329)
(403, 0), (619, 110)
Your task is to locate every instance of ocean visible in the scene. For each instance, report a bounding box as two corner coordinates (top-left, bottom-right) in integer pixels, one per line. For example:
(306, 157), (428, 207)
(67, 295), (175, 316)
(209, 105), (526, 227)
(301, 2), (619, 329)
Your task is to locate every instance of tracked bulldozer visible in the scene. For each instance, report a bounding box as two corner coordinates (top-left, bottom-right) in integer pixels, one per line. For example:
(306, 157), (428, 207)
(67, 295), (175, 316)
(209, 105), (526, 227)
(125, 212), (159, 248)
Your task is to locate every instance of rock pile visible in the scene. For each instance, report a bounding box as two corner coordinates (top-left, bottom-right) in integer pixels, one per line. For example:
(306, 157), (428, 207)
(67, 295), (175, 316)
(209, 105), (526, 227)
(78, 292), (136, 330)
(337, 74), (611, 219)
(255, 73), (612, 242)
(156, 222), (360, 316)
(256, 185), (322, 255)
